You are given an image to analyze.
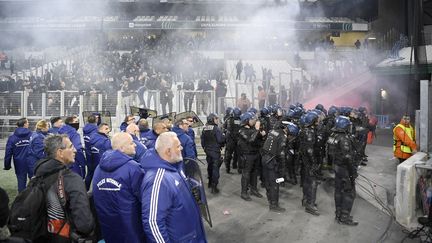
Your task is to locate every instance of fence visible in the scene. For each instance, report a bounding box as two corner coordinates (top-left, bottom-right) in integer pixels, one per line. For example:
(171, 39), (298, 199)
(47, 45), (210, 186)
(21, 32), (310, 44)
(0, 89), (217, 129)
(376, 115), (390, 129)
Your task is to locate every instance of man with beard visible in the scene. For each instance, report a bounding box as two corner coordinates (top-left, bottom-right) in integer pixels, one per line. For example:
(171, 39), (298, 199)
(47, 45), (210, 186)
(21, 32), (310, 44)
(141, 132), (207, 242)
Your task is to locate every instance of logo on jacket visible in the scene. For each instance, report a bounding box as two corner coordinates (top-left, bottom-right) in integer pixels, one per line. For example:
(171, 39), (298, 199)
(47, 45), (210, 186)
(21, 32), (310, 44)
(96, 178), (122, 191)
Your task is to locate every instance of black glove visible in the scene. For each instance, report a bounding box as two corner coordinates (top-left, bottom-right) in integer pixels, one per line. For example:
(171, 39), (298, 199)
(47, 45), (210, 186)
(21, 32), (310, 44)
(191, 186), (202, 204)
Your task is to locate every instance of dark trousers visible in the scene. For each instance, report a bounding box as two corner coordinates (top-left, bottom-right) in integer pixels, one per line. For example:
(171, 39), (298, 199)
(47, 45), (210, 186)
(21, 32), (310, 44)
(161, 98), (173, 114)
(184, 93), (194, 111)
(16, 160), (34, 192)
(224, 140), (238, 170)
(236, 71), (241, 80)
(85, 160), (98, 190)
(205, 150), (222, 186)
(334, 165), (356, 216)
(302, 165), (318, 205)
(262, 155), (280, 205)
(241, 153), (260, 193)
(286, 153), (296, 182)
(258, 100), (265, 110)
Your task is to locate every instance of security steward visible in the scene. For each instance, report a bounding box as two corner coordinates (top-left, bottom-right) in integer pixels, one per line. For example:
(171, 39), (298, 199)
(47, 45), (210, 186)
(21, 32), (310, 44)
(201, 113), (225, 194)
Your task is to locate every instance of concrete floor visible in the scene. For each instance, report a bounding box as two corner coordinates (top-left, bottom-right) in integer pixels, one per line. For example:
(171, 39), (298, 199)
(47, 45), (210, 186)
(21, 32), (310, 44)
(0, 129), (420, 243)
(200, 130), (417, 243)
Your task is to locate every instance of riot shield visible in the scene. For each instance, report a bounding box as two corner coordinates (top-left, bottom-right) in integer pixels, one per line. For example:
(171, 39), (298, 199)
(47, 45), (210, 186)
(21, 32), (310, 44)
(82, 111), (112, 128)
(152, 112), (176, 125)
(183, 158), (212, 227)
(130, 106), (157, 119)
(175, 111), (204, 128)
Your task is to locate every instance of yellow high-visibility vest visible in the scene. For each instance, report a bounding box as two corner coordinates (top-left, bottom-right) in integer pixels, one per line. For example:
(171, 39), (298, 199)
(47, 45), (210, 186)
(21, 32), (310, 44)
(393, 124), (414, 153)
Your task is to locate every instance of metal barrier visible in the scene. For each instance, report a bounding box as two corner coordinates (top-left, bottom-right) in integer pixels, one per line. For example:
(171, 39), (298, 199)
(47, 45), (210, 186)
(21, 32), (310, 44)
(376, 115), (390, 128)
(0, 91), (109, 120)
(175, 90), (216, 116)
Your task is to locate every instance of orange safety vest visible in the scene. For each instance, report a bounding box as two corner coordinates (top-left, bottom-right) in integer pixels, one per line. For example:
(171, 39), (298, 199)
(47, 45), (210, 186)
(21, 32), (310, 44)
(393, 124), (415, 154)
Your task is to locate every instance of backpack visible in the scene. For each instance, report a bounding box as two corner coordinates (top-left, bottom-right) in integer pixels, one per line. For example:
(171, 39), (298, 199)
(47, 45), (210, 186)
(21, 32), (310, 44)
(8, 160), (66, 241)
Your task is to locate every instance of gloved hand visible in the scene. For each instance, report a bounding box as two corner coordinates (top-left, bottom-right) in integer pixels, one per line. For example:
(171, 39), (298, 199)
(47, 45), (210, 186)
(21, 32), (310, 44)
(311, 163), (321, 177)
(191, 186), (202, 204)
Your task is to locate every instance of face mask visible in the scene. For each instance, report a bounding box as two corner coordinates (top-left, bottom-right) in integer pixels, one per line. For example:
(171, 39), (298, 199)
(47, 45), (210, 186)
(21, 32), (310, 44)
(139, 125), (147, 132)
(70, 123), (80, 131)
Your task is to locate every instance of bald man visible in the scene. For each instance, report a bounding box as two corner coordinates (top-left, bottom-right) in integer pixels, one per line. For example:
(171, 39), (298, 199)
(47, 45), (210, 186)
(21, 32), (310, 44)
(92, 132), (146, 243)
(126, 123), (148, 161)
(140, 132), (207, 242)
(144, 122), (169, 149)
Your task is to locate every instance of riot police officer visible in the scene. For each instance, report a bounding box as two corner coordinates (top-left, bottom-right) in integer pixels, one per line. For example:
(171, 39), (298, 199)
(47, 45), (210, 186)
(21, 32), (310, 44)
(201, 113), (225, 194)
(224, 107), (242, 173)
(324, 106), (339, 169)
(299, 111), (320, 216)
(238, 112), (266, 201)
(358, 106), (370, 162)
(284, 121), (300, 185)
(327, 116), (359, 226)
(262, 121), (298, 212)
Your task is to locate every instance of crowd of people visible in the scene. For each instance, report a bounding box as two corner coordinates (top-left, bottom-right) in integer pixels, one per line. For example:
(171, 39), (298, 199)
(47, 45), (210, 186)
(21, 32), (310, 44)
(0, 99), (398, 242)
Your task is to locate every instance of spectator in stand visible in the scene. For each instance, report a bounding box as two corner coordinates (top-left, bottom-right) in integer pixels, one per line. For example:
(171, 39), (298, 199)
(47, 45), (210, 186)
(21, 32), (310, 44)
(183, 79), (195, 111)
(146, 73), (159, 109)
(4, 118), (32, 192)
(267, 85), (277, 106)
(355, 39), (361, 49)
(280, 85), (288, 108)
(215, 79), (227, 114)
(257, 86), (266, 110)
(237, 93), (251, 113)
(160, 77), (174, 114)
(236, 59), (243, 80)
(92, 132), (145, 243)
(49, 116), (63, 134)
(196, 79), (213, 116)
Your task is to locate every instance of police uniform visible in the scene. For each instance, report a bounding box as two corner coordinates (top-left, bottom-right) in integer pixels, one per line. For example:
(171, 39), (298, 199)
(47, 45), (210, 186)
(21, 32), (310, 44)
(299, 126), (320, 215)
(262, 126), (287, 212)
(238, 125), (263, 201)
(223, 116), (241, 173)
(328, 130), (358, 225)
(201, 120), (225, 193)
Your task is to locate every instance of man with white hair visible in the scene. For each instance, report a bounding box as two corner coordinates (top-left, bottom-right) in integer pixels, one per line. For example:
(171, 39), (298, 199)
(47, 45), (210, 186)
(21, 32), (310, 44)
(93, 132), (145, 243)
(140, 132), (207, 242)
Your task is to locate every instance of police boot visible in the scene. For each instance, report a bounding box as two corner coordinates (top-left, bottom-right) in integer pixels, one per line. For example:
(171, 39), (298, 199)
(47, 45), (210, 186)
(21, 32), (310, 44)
(305, 204), (320, 216)
(241, 191), (252, 201)
(211, 184), (220, 194)
(337, 214), (358, 226)
(269, 203), (286, 213)
(250, 189), (263, 198)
